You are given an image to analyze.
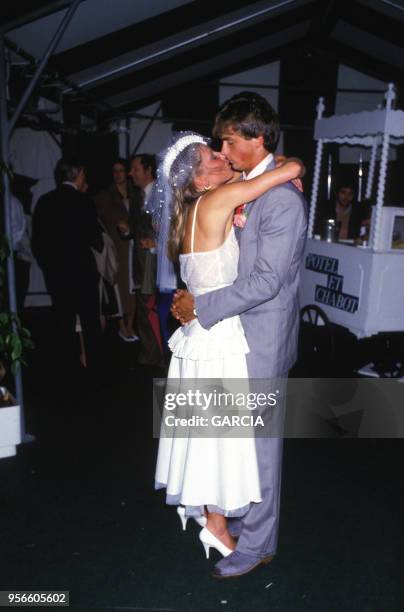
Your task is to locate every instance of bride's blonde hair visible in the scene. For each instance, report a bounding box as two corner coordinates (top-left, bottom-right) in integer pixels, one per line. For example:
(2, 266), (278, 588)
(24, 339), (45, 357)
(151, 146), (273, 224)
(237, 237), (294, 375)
(167, 143), (204, 261)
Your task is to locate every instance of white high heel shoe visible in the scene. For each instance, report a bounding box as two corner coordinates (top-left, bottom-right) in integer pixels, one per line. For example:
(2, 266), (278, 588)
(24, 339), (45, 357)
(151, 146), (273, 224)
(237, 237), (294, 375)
(177, 506), (207, 531)
(199, 527), (233, 559)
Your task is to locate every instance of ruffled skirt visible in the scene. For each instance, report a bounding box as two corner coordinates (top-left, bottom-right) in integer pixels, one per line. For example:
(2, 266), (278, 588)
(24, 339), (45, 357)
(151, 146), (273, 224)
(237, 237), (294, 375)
(155, 315), (262, 517)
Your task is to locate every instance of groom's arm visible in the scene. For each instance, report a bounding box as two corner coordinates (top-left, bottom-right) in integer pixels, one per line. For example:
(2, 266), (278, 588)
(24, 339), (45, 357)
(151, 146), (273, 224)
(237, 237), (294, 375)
(194, 191), (307, 330)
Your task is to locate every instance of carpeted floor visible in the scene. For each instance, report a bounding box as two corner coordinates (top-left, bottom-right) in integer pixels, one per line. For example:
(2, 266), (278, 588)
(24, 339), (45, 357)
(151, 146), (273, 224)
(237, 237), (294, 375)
(0, 311), (403, 611)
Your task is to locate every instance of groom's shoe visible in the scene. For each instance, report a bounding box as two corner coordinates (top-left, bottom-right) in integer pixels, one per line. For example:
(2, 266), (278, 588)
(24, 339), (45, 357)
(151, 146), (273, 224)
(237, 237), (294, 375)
(227, 519), (243, 539)
(212, 551), (274, 579)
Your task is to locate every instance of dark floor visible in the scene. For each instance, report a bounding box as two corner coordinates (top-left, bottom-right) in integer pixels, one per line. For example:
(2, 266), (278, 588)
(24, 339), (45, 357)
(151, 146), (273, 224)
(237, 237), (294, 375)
(0, 311), (403, 611)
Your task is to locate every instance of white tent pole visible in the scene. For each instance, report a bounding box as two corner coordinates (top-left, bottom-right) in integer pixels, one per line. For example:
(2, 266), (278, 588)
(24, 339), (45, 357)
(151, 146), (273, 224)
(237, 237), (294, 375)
(1, 0), (80, 442)
(125, 117), (131, 159)
(307, 97), (325, 239)
(0, 34), (26, 438)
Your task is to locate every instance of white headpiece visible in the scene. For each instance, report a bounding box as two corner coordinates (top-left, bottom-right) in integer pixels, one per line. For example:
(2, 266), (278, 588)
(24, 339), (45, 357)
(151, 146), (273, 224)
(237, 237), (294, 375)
(147, 131), (210, 292)
(162, 134), (207, 179)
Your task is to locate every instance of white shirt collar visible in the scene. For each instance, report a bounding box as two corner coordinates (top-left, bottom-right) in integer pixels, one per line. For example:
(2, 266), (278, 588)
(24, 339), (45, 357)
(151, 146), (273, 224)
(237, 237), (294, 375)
(244, 153), (274, 180)
(63, 181), (79, 190)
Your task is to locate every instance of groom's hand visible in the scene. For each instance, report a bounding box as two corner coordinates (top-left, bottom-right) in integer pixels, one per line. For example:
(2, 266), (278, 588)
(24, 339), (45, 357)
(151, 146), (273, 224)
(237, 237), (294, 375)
(171, 289), (196, 324)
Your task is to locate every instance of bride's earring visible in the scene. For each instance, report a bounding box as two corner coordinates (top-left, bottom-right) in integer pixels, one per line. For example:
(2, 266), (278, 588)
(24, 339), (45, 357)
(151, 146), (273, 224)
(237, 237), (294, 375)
(202, 184), (212, 192)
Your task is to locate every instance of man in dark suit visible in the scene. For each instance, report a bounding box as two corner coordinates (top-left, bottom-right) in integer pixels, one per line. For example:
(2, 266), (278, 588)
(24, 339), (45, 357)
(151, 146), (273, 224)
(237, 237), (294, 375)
(32, 159), (103, 380)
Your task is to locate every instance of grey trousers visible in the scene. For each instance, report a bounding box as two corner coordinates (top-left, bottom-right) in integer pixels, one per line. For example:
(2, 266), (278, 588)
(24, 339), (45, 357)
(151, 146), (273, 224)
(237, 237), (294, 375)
(236, 436), (283, 557)
(236, 376), (287, 557)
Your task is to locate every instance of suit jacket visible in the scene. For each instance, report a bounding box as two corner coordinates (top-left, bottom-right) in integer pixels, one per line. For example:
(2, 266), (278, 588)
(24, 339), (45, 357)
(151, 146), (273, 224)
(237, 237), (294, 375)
(195, 159), (308, 378)
(32, 184), (102, 293)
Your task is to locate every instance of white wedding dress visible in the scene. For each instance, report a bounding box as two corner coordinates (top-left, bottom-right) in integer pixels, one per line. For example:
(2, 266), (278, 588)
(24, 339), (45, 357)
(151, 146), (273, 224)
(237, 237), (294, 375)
(155, 197), (261, 517)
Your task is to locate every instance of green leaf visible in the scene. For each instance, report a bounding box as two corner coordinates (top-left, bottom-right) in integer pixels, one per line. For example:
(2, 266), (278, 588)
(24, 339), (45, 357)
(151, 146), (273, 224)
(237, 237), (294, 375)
(0, 312), (9, 325)
(0, 219), (34, 370)
(11, 343), (22, 360)
(10, 334), (20, 348)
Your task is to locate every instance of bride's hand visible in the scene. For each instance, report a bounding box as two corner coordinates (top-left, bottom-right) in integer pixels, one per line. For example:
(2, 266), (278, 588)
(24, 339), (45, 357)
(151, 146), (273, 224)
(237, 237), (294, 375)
(291, 178), (303, 192)
(171, 290), (196, 324)
(275, 156), (303, 192)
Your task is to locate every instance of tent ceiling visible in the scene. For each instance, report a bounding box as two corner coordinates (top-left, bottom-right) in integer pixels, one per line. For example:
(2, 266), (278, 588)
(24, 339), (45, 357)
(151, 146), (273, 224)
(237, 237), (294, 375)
(2, 0), (404, 125)
(105, 21), (310, 113)
(6, 0), (194, 56)
(62, 2), (311, 90)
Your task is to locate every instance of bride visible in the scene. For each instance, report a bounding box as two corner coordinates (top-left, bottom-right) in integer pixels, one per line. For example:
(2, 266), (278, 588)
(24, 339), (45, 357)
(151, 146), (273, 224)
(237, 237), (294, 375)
(154, 132), (304, 559)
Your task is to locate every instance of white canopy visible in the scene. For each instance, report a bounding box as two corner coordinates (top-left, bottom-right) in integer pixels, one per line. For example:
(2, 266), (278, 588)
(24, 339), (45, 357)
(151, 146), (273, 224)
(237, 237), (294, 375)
(314, 108), (404, 146)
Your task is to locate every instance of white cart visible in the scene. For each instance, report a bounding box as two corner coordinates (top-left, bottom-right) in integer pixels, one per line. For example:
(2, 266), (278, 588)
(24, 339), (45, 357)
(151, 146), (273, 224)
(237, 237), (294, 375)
(299, 84), (404, 376)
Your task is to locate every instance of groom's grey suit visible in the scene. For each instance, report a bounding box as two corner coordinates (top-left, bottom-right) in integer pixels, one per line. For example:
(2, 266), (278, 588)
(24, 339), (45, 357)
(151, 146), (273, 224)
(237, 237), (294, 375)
(195, 158), (307, 557)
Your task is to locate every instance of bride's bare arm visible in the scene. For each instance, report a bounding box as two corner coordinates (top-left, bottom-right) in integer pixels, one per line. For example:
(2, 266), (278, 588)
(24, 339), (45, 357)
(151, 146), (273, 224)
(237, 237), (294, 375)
(205, 158), (305, 217)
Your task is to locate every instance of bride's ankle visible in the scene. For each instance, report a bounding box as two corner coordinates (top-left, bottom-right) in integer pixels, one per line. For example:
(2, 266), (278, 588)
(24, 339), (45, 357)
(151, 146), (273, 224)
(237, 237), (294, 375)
(206, 519), (229, 538)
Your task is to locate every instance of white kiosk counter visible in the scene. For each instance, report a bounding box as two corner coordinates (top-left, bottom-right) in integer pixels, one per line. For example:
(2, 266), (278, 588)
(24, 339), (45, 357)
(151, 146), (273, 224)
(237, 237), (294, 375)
(301, 239), (404, 339)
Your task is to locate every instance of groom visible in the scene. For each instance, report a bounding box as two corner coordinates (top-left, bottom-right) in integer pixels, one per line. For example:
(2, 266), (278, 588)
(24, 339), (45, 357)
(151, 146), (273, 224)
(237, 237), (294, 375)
(172, 92), (308, 578)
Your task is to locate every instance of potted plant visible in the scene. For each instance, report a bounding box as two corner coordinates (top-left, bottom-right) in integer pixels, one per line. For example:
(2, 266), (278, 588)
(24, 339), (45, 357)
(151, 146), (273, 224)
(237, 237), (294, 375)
(0, 182), (34, 458)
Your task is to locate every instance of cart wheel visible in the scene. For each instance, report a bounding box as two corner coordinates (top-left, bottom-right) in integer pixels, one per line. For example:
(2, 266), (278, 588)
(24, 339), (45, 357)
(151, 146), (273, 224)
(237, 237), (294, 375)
(299, 304), (335, 362)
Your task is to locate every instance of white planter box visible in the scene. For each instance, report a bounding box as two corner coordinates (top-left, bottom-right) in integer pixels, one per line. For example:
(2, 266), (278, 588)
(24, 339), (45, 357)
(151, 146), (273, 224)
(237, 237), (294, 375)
(0, 404), (21, 459)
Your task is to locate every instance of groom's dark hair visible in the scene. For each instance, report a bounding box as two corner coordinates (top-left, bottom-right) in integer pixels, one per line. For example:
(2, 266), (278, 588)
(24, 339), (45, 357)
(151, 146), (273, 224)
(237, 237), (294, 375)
(213, 91), (280, 153)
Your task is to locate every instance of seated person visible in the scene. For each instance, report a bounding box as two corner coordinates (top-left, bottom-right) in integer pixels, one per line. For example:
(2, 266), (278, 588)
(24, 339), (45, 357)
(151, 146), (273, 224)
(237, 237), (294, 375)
(317, 184), (371, 240)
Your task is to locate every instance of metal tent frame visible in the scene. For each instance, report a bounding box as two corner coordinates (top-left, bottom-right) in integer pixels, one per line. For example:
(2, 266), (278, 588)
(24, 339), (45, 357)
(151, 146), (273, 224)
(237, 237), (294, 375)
(0, 0), (81, 441)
